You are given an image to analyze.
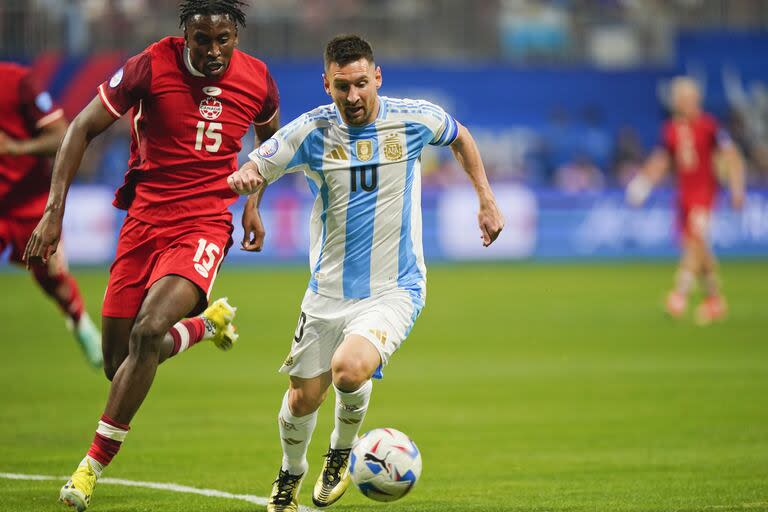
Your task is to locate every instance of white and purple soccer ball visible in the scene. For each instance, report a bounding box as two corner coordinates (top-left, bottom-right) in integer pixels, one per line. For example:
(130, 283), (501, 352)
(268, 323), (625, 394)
(350, 427), (422, 502)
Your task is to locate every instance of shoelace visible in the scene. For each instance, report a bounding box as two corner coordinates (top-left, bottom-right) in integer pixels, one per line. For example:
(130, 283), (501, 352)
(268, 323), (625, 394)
(322, 448), (351, 484)
(271, 470), (302, 505)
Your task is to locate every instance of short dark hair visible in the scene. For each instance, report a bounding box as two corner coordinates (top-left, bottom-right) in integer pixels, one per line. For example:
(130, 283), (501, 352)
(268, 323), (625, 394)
(324, 34), (375, 69)
(179, 0), (248, 29)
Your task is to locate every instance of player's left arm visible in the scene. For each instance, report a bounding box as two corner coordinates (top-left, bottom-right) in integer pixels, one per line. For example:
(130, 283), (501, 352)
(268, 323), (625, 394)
(717, 135), (746, 209)
(240, 110), (280, 251)
(449, 122), (504, 247)
(0, 117), (68, 157)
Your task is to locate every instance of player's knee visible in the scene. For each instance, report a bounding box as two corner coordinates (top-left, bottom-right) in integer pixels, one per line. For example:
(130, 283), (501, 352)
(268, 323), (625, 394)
(103, 361), (118, 381)
(331, 358), (370, 392)
(129, 315), (168, 358)
(287, 387), (323, 417)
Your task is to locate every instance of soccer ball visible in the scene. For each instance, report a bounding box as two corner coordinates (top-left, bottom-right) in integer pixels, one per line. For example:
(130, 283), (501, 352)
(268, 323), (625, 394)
(350, 428), (422, 502)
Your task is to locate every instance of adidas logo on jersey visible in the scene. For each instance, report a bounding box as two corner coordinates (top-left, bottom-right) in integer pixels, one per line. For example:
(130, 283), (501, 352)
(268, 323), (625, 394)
(325, 145), (349, 161)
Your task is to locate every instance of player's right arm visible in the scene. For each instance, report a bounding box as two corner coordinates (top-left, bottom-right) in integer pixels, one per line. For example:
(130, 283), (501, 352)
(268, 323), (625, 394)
(25, 52), (150, 266)
(23, 98), (118, 266)
(626, 124), (673, 207)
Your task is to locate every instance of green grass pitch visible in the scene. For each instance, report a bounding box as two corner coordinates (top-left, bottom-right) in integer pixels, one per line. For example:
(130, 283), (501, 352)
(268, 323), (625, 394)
(0, 262), (766, 512)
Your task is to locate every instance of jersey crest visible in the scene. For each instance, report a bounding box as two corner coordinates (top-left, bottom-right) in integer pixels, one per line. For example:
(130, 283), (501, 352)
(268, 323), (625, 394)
(199, 96), (223, 120)
(356, 139), (374, 162)
(383, 133), (403, 161)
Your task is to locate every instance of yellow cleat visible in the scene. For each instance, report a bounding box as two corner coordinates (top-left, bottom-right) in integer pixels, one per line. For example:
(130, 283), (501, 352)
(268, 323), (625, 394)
(59, 461), (98, 511)
(312, 447), (352, 507)
(202, 297), (238, 350)
(267, 469), (304, 512)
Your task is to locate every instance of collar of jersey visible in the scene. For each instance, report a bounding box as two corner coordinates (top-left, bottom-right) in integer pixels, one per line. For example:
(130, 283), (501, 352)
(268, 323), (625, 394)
(333, 97), (387, 130)
(183, 46), (207, 77)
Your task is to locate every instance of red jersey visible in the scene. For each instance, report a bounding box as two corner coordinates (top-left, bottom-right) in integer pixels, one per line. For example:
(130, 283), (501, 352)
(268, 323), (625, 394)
(661, 113), (729, 207)
(98, 37), (279, 225)
(0, 62), (65, 218)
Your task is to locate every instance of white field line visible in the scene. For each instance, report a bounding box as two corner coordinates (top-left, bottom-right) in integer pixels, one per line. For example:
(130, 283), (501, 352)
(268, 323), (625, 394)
(0, 472), (321, 512)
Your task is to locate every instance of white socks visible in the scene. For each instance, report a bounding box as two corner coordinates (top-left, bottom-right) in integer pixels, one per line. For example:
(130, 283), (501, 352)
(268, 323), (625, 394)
(81, 456), (104, 478)
(330, 380), (372, 450)
(278, 390), (317, 476)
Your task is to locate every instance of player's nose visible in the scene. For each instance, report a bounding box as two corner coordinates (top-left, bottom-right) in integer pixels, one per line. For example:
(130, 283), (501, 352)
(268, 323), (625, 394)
(348, 86), (361, 103)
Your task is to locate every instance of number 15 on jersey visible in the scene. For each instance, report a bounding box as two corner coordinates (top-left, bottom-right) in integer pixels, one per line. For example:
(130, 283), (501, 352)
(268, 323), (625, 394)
(195, 121), (222, 153)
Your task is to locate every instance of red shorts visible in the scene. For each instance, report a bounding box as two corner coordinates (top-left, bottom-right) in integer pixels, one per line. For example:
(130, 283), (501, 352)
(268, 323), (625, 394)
(0, 215), (38, 264)
(103, 215), (233, 318)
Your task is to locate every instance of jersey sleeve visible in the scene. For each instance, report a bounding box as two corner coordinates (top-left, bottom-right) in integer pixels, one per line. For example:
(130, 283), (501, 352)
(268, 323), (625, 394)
(253, 70), (279, 126)
(248, 115), (313, 184)
(710, 117), (734, 148)
(419, 100), (459, 147)
(97, 51), (152, 119)
(18, 72), (64, 130)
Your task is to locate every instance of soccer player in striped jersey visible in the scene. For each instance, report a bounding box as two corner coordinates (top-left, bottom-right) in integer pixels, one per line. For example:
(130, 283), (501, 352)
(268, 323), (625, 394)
(228, 34), (504, 512)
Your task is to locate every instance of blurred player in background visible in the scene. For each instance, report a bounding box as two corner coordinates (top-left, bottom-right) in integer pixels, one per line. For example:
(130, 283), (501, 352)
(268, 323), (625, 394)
(23, 1), (279, 510)
(627, 77), (745, 324)
(229, 34), (504, 512)
(0, 61), (102, 367)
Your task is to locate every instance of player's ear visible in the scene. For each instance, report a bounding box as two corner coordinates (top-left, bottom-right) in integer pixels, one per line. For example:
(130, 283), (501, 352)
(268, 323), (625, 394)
(322, 73), (331, 96)
(375, 65), (382, 89)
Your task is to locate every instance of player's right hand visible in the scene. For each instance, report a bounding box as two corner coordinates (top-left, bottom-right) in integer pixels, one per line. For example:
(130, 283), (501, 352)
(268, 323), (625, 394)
(228, 160), (264, 195)
(22, 208), (63, 268)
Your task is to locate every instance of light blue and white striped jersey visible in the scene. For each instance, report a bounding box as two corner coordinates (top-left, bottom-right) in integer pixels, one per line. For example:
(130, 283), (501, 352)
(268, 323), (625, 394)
(249, 96), (459, 301)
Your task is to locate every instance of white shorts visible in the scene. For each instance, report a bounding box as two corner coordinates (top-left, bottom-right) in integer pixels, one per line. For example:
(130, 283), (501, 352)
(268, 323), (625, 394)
(279, 288), (424, 379)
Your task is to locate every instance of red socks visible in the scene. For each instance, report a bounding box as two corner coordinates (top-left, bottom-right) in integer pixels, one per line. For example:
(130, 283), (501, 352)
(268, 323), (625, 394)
(31, 267), (84, 324)
(168, 317), (206, 357)
(86, 415), (130, 468)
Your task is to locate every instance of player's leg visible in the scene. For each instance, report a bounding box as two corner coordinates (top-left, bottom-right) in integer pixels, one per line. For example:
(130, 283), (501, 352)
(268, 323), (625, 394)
(666, 238), (698, 317)
(105, 275), (200, 423)
(59, 276), (200, 512)
(309, 336), (379, 508)
(268, 373), (332, 512)
(313, 290), (422, 508)
(101, 317), (134, 381)
(666, 205), (699, 317)
(28, 248), (102, 367)
(101, 298), (236, 381)
(268, 296), (344, 512)
(690, 207), (727, 323)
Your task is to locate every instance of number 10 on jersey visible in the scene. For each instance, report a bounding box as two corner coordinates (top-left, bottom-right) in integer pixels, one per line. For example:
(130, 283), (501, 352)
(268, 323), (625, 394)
(195, 121), (222, 153)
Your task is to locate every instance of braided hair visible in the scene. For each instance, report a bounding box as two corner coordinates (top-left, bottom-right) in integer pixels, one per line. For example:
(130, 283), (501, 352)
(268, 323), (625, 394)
(178, 0), (248, 28)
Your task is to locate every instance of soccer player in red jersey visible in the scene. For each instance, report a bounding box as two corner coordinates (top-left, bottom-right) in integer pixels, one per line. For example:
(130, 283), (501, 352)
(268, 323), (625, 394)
(627, 77), (745, 324)
(23, 2), (279, 510)
(0, 61), (103, 367)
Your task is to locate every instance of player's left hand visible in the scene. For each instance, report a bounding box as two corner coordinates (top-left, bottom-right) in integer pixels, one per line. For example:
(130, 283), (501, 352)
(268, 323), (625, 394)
(0, 131), (21, 156)
(228, 160), (264, 195)
(478, 201), (504, 247)
(241, 196), (266, 252)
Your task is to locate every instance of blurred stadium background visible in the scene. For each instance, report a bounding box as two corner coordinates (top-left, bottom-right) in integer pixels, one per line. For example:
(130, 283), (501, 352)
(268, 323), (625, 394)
(1, 1), (767, 511)
(1, 0), (768, 264)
